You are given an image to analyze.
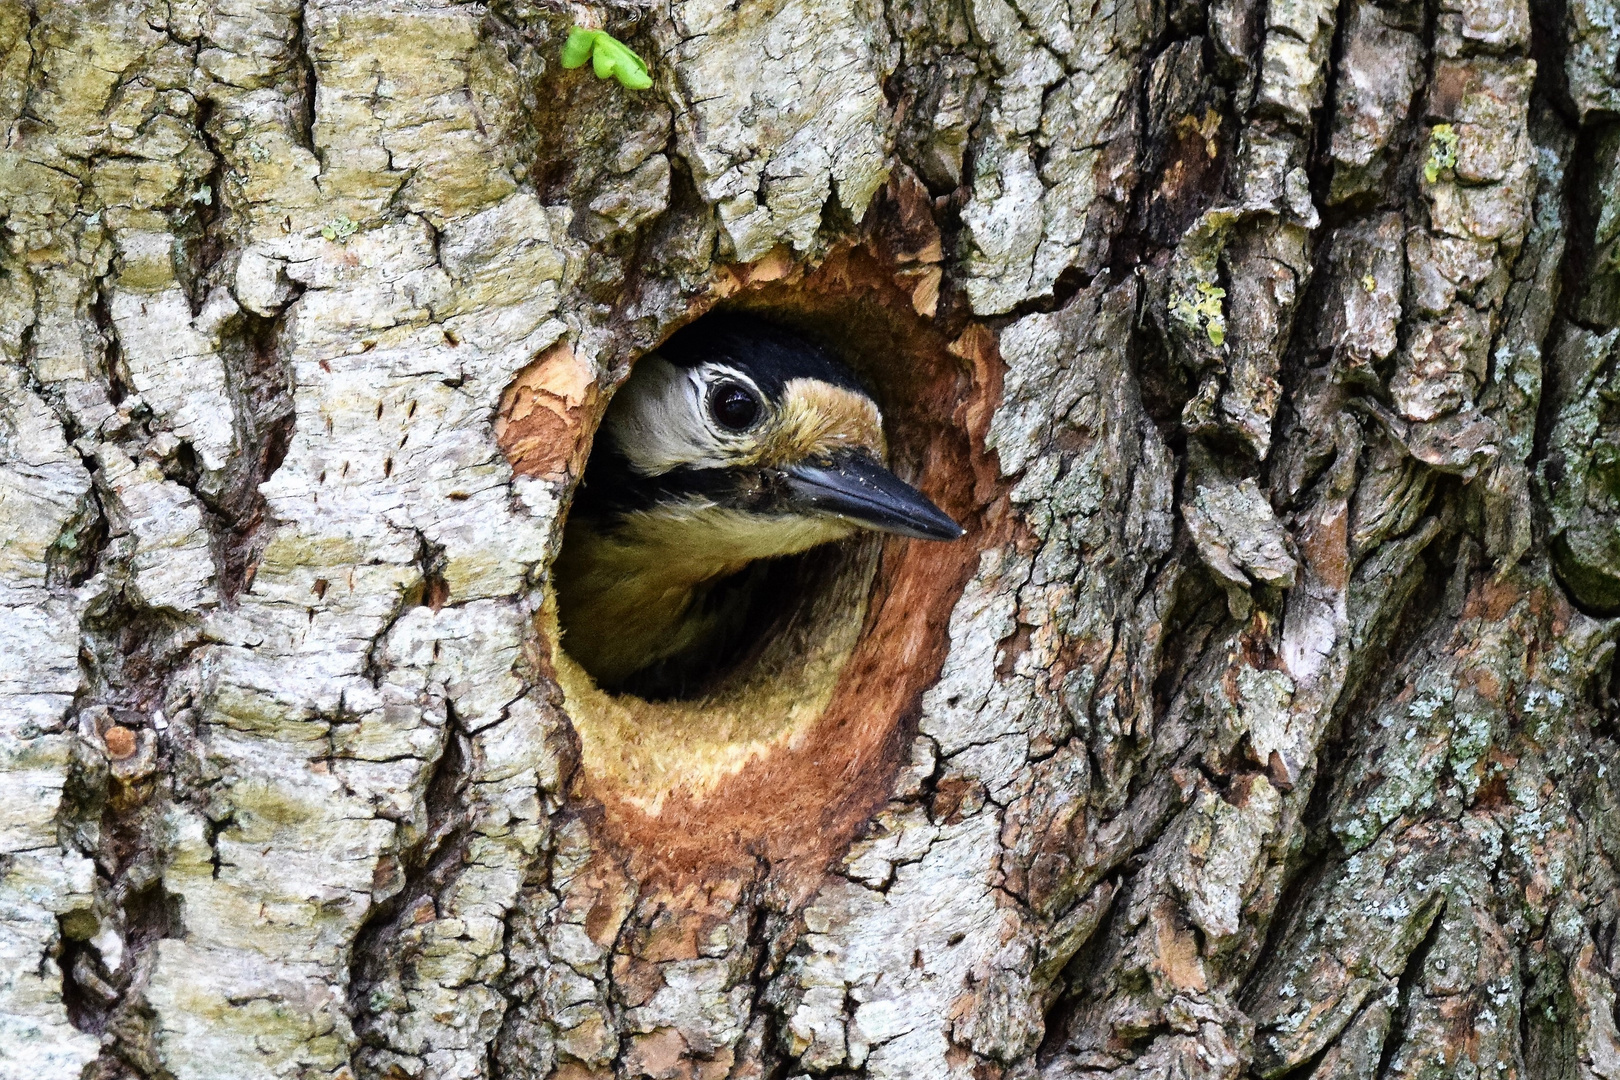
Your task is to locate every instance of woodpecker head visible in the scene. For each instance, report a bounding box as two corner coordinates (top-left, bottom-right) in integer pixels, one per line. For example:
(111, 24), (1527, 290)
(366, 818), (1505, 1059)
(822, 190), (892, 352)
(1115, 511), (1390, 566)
(576, 315), (964, 557)
(555, 315), (963, 692)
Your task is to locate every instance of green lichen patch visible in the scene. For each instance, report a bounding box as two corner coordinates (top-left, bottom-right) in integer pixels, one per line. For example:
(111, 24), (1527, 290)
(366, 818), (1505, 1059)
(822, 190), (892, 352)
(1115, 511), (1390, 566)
(1424, 124), (1460, 184)
(319, 214), (359, 243)
(1171, 281), (1228, 346)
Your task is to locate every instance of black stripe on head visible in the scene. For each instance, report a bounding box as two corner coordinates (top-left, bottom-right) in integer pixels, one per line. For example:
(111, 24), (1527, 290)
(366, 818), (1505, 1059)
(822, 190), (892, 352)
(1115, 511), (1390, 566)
(569, 447), (781, 523)
(657, 314), (868, 401)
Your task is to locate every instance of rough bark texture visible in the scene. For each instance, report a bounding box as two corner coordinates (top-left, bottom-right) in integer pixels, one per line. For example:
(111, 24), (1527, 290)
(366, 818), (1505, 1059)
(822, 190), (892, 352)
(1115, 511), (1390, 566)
(3, 0), (1620, 1078)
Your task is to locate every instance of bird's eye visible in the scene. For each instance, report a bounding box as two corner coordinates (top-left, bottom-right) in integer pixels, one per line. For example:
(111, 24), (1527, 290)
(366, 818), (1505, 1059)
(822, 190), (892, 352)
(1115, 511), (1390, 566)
(708, 381), (761, 431)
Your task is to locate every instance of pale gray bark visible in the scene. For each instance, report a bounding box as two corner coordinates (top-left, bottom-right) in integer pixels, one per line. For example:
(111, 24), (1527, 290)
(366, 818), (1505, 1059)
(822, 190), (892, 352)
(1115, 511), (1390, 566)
(2, 0), (1619, 1078)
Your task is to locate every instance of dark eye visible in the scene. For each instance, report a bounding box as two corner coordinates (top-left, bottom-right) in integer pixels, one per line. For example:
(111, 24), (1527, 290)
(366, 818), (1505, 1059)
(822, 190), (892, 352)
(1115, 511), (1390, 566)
(708, 381), (761, 430)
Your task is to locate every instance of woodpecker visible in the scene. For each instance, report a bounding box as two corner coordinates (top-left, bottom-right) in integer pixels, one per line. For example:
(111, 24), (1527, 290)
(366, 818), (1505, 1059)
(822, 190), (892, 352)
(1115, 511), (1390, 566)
(554, 314), (965, 695)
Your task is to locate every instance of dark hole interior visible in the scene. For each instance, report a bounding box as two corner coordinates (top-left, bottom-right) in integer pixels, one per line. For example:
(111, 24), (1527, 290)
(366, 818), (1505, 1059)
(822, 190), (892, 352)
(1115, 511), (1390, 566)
(610, 543), (857, 700)
(554, 303), (933, 703)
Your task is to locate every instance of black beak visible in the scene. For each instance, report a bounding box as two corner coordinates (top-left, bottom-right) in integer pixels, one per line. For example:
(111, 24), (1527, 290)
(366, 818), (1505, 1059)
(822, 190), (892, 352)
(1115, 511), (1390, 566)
(783, 452), (966, 541)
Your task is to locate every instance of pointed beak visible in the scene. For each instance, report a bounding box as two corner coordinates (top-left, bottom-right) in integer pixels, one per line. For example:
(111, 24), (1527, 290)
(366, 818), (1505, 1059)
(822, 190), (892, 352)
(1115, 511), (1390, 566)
(782, 452), (966, 541)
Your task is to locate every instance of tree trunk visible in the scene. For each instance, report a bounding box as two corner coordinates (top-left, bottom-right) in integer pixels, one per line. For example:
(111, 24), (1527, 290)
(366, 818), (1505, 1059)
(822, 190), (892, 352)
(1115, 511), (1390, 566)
(4, 0), (1620, 1077)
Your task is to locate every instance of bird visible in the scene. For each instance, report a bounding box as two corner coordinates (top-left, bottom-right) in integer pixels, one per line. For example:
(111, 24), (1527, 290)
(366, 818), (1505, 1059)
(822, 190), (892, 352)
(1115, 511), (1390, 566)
(553, 314), (965, 697)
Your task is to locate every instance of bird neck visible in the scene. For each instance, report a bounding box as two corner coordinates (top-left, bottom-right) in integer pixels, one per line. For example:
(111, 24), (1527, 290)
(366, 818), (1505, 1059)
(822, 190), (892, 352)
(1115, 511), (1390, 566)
(552, 502), (855, 690)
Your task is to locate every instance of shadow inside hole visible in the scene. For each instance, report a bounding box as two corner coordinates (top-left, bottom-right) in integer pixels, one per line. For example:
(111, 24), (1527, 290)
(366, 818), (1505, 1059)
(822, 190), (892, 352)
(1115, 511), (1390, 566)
(605, 537), (879, 702)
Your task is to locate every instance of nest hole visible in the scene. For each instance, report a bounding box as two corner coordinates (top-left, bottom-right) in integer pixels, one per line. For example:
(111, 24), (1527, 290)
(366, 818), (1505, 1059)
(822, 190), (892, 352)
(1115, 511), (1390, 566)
(521, 246), (992, 889)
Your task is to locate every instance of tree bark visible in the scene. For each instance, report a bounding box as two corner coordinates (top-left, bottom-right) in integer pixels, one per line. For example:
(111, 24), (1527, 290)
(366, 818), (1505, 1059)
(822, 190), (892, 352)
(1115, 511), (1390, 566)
(3, 0), (1620, 1077)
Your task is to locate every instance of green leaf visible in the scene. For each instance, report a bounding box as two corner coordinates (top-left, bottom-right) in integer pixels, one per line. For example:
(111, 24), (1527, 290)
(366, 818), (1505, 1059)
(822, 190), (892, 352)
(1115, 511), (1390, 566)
(561, 27), (596, 69)
(595, 35), (652, 89)
(561, 26), (652, 90)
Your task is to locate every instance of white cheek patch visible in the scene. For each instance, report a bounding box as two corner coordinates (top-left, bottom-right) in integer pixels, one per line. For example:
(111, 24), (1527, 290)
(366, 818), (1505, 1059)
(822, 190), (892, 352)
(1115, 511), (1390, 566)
(605, 355), (760, 475)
